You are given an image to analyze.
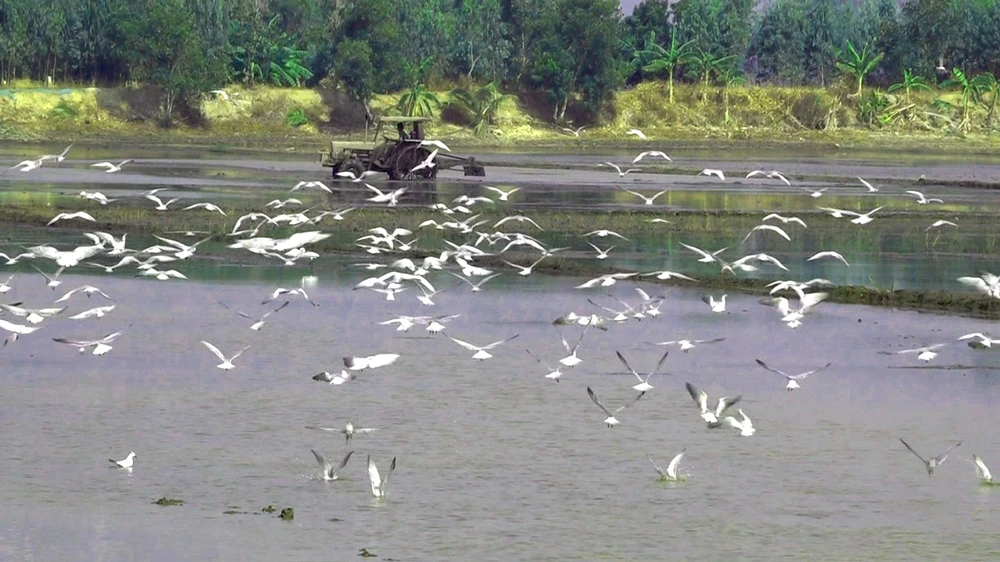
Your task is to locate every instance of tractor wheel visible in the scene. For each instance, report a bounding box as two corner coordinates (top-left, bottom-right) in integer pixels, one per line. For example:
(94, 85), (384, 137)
(343, 159), (365, 179)
(391, 145), (422, 180)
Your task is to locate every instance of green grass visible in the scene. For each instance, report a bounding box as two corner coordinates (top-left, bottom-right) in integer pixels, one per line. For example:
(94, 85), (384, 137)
(5, 80), (1000, 153)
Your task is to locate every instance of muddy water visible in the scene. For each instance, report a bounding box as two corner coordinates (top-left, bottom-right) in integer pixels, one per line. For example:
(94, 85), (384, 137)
(1, 143), (1000, 560)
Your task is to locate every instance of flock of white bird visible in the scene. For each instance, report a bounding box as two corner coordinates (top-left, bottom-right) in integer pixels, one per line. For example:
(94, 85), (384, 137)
(5, 137), (1000, 497)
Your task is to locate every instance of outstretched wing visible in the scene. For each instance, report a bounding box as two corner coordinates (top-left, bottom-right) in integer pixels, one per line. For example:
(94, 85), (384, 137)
(587, 386), (613, 418)
(481, 334), (519, 350)
(792, 362), (832, 380)
(899, 438), (929, 465)
(685, 382), (708, 413)
(310, 449), (332, 475)
(667, 449), (686, 476)
(200, 340), (226, 362)
(755, 358), (789, 379)
(646, 454), (666, 478)
(615, 392), (644, 413)
(615, 351), (639, 378)
(652, 350), (670, 374)
(715, 395), (742, 417)
(934, 441), (962, 463)
(337, 450), (355, 471)
(367, 456), (381, 489)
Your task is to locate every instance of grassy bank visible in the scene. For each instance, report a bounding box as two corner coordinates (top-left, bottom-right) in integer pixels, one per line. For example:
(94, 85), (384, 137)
(3, 80), (1000, 153)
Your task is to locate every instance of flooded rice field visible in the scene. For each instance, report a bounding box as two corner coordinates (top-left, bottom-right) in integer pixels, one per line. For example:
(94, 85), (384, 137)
(1, 143), (999, 560)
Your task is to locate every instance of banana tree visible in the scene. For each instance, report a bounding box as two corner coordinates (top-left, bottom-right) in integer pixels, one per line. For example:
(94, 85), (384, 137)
(396, 82), (441, 117)
(716, 65), (747, 125)
(887, 69), (931, 105)
(396, 57), (440, 117)
(940, 68), (984, 131)
(448, 82), (511, 136)
(638, 32), (695, 104)
(833, 40), (884, 97)
(971, 72), (999, 131)
(686, 49), (736, 102)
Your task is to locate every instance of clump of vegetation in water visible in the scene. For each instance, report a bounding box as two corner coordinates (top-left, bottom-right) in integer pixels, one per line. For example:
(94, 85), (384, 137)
(261, 505), (276, 513)
(279, 507), (294, 520)
(153, 496), (184, 506)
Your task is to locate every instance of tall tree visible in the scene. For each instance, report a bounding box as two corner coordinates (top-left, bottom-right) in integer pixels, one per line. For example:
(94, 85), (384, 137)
(673, 0), (755, 65)
(120, 0), (224, 125)
(526, 0), (624, 121)
(748, 0), (808, 85)
(447, 0), (511, 83)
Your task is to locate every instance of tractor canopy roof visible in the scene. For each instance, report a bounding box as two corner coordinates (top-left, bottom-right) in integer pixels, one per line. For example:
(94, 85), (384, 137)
(376, 116), (434, 125)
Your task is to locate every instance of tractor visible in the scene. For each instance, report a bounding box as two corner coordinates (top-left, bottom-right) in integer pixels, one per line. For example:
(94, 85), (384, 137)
(319, 116), (485, 180)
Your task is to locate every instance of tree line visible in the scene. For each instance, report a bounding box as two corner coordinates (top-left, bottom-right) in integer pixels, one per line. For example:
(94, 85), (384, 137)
(1, 0), (998, 126)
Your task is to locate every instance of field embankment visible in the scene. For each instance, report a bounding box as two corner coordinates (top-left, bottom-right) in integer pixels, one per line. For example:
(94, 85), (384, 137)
(2, 81), (1000, 153)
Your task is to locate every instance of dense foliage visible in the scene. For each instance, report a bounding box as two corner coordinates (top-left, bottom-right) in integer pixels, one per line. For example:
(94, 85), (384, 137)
(1, 0), (1000, 125)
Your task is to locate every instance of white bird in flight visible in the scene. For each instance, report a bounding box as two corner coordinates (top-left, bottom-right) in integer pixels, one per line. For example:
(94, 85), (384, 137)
(974, 454), (995, 484)
(39, 144), (73, 163)
(905, 190), (944, 204)
(755, 358), (831, 390)
(602, 162), (639, 177)
(91, 159), (132, 173)
(587, 386), (643, 428)
(899, 438), (961, 476)
(808, 251), (850, 266)
(312, 370), (353, 385)
(620, 188), (668, 206)
(925, 219), (958, 231)
(616, 349), (669, 395)
(653, 337), (725, 353)
(307, 421), (378, 443)
(746, 169), (790, 185)
(183, 202), (227, 216)
(857, 176), (879, 192)
(52, 331), (123, 356)
(587, 241), (616, 260)
(420, 139), (451, 152)
(880, 343), (946, 362)
(201, 341), (251, 370)
(583, 229), (629, 240)
(410, 148), (438, 174)
(225, 300), (289, 331)
(146, 193), (180, 211)
(850, 205), (885, 225)
(633, 150), (671, 163)
(702, 294), (727, 313)
(685, 382), (741, 428)
(957, 272), (1000, 298)
(647, 450), (687, 481)
(526, 348), (563, 382)
(626, 128), (647, 140)
(724, 409), (755, 436)
(447, 334), (519, 360)
(344, 353), (400, 371)
(336, 169), (378, 182)
(741, 224), (790, 243)
(699, 169), (725, 181)
(483, 185), (521, 201)
(311, 449), (354, 481)
(368, 455), (396, 498)
(47, 211), (96, 226)
(762, 213), (807, 228)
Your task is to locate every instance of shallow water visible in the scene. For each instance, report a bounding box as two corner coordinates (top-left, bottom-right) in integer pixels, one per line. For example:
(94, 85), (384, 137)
(1, 144), (1000, 559)
(1, 268), (999, 561)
